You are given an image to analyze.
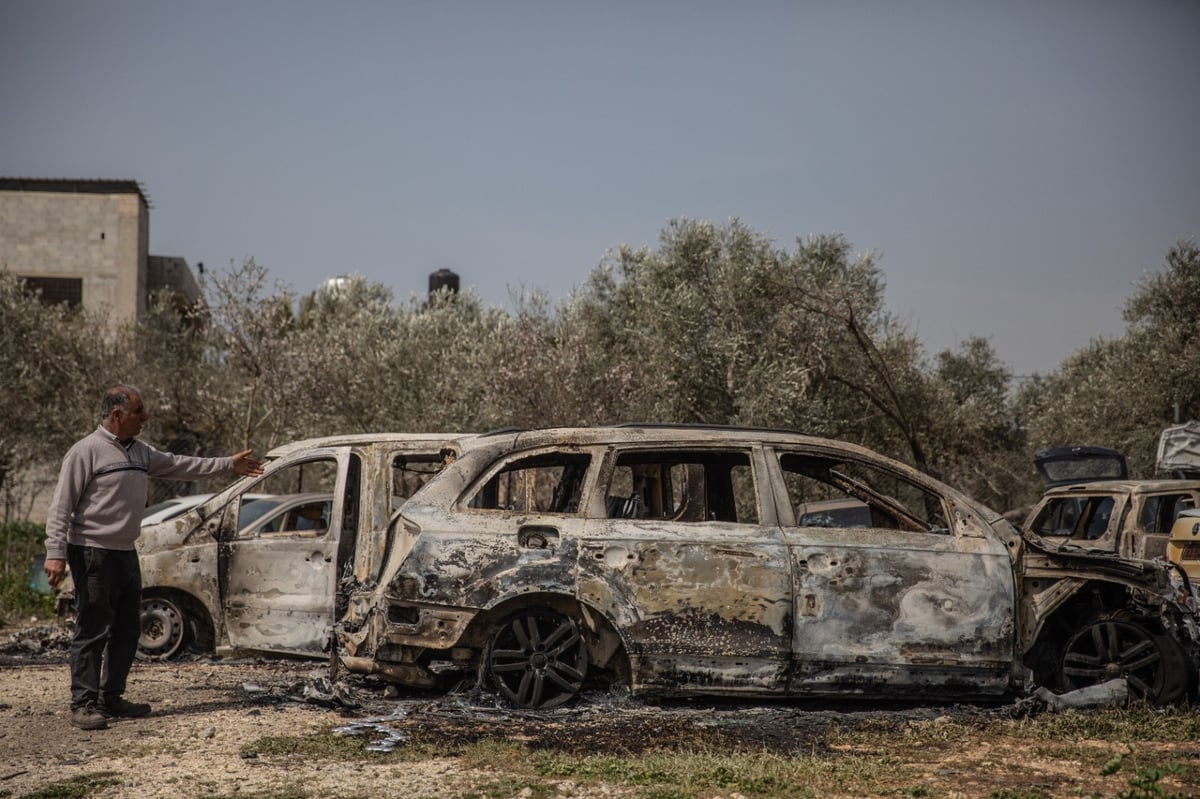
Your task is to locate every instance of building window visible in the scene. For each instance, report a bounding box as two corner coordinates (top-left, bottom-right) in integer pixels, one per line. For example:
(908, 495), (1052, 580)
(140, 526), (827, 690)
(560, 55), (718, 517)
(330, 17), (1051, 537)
(22, 276), (83, 309)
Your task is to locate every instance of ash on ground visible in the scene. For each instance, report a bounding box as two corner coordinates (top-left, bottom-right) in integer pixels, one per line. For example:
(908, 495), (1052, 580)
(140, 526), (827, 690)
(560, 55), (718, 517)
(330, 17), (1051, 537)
(0, 622), (71, 664)
(4, 623), (1095, 759)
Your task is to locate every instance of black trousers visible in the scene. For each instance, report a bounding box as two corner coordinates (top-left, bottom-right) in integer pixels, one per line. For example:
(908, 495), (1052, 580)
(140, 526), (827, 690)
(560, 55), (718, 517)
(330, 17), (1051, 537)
(66, 544), (141, 709)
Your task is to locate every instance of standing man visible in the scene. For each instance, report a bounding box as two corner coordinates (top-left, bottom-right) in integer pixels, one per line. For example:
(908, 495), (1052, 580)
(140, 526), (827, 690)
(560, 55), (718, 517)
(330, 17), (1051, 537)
(43, 385), (264, 730)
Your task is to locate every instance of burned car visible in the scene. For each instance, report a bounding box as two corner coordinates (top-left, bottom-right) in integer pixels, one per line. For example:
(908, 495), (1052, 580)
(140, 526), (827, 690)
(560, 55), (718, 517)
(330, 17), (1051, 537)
(135, 433), (466, 659)
(1025, 445), (1200, 562)
(1025, 479), (1200, 561)
(335, 426), (1200, 708)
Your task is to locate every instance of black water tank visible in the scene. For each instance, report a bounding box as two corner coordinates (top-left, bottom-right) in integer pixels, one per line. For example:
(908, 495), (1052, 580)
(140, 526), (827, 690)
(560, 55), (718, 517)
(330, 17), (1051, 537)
(429, 268), (460, 294)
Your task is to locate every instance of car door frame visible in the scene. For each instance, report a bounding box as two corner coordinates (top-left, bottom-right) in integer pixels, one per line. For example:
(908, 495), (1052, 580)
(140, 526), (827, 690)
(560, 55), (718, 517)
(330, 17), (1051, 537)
(218, 446), (353, 657)
(576, 442), (793, 696)
(765, 444), (1017, 698)
(1127, 489), (1200, 560)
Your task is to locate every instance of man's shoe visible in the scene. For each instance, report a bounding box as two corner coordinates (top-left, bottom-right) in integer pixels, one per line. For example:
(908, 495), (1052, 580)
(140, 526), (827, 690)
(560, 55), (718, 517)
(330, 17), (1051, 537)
(99, 695), (152, 718)
(70, 703), (109, 730)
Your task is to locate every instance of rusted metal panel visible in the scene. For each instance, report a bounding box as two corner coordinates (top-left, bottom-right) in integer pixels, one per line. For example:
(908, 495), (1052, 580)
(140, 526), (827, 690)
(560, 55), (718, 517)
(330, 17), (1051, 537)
(1024, 480), (1200, 562)
(137, 517), (221, 623)
(577, 525), (792, 693)
(786, 537), (1015, 696)
(223, 535), (337, 655)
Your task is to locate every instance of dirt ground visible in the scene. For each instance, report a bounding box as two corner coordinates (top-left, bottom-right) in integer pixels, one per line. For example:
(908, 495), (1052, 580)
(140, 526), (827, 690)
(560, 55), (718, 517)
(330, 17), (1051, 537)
(0, 652), (872, 798)
(2, 623), (1198, 799)
(0, 624), (507, 799)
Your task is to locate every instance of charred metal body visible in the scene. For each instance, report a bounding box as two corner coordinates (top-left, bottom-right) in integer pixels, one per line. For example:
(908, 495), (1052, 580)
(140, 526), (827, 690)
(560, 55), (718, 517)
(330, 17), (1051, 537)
(129, 426), (1198, 707)
(334, 426), (1200, 708)
(1024, 478), (1200, 562)
(136, 434), (467, 660)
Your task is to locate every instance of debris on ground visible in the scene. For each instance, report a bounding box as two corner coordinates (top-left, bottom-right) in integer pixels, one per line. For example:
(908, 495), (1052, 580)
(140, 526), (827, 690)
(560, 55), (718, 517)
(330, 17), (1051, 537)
(0, 622), (71, 662)
(0, 620), (1140, 755)
(1012, 679), (1130, 716)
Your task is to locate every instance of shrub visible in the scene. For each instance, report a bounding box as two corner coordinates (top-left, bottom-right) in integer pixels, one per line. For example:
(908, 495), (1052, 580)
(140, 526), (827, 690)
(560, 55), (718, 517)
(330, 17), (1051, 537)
(0, 521), (55, 624)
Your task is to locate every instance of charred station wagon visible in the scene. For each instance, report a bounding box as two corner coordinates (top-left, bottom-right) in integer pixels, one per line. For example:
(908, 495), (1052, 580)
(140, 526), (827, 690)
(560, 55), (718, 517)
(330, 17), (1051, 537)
(335, 426), (1200, 708)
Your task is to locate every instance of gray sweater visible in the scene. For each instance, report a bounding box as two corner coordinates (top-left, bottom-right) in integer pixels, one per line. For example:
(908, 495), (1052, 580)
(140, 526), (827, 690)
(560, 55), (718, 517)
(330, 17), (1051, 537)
(45, 426), (236, 559)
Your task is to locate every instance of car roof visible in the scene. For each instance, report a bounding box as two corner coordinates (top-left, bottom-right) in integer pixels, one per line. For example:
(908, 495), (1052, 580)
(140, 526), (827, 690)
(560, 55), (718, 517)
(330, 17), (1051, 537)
(1039, 479), (1200, 496)
(472, 423), (923, 457)
(265, 433), (472, 459)
(140, 493), (212, 523)
(454, 424), (984, 504)
(474, 423), (896, 449)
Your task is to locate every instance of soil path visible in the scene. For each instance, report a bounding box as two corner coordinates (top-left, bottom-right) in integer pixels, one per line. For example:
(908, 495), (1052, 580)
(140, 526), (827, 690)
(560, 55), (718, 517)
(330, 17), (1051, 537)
(3, 625), (1198, 799)
(0, 656), (500, 798)
(0, 647), (925, 799)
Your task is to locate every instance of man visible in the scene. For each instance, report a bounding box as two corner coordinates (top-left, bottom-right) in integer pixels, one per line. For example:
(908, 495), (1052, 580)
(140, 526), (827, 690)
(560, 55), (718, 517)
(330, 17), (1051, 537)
(43, 385), (264, 730)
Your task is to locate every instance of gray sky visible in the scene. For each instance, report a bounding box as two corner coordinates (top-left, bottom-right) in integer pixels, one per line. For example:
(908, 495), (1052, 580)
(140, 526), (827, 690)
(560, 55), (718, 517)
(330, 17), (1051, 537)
(2, 1), (1197, 376)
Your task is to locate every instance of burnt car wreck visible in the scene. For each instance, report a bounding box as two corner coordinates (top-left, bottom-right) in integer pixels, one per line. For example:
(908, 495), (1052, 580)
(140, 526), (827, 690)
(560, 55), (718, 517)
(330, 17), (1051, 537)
(134, 434), (467, 659)
(330, 426), (1200, 708)
(1023, 443), (1200, 563)
(125, 427), (1200, 708)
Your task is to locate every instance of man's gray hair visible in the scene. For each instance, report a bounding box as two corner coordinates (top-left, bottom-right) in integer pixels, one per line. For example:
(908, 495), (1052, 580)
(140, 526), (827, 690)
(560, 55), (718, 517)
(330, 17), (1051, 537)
(101, 384), (141, 419)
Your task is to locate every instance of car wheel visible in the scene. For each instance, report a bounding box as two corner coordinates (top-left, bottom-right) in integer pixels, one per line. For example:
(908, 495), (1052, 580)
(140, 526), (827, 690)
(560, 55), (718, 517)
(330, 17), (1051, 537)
(138, 596), (188, 660)
(483, 608), (590, 709)
(1060, 619), (1189, 705)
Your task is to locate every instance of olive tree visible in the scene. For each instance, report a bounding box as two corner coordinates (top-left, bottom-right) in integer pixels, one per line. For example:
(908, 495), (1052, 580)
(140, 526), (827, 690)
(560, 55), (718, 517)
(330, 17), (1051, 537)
(476, 290), (637, 428)
(128, 291), (234, 458)
(289, 278), (508, 434)
(1018, 241), (1200, 478)
(923, 337), (1028, 510)
(201, 259), (307, 450)
(568, 221), (940, 468)
(0, 271), (126, 520)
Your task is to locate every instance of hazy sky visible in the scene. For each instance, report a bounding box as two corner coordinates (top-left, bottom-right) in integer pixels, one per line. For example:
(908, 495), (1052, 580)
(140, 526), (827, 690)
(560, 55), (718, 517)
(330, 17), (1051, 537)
(2, 1), (1197, 376)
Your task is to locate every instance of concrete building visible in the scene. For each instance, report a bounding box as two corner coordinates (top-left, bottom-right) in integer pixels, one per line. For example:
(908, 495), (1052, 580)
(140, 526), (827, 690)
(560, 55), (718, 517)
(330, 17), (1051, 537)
(0, 177), (201, 324)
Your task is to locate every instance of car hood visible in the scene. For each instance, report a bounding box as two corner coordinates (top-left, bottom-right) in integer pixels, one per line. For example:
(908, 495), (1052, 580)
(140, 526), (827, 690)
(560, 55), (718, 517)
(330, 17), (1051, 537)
(136, 509), (212, 554)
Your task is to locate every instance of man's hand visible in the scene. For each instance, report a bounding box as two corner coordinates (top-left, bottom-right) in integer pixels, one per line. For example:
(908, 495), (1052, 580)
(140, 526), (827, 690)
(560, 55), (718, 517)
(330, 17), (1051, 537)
(231, 449), (265, 477)
(44, 557), (67, 588)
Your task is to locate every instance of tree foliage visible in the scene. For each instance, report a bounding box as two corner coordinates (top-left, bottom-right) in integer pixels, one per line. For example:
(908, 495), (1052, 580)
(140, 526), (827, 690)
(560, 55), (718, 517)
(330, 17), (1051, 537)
(0, 272), (125, 518)
(569, 219), (1017, 504)
(5, 225), (1196, 522)
(1019, 240), (1200, 478)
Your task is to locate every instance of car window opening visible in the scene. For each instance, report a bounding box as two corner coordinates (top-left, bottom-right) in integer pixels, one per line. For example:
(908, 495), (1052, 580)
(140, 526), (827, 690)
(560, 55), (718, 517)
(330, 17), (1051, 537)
(468, 452), (591, 514)
(779, 452), (948, 533)
(605, 450), (757, 524)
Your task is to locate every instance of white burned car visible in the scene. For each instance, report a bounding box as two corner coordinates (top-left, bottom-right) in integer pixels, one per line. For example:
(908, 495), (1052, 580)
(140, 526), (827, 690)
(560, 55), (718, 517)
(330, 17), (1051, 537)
(135, 434), (465, 659)
(335, 426), (1200, 708)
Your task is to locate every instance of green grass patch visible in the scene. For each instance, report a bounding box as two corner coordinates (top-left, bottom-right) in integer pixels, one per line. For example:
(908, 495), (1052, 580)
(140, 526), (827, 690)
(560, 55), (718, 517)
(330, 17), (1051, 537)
(241, 710), (1200, 799)
(11, 772), (121, 799)
(1007, 705), (1200, 743)
(456, 739), (893, 799)
(240, 732), (895, 799)
(831, 705), (1200, 749)
(241, 705), (1200, 791)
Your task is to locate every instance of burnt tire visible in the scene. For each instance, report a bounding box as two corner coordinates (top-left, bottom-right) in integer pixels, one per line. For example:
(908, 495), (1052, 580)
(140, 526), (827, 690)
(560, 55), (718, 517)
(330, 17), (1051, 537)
(137, 596), (189, 660)
(1059, 620), (1190, 705)
(483, 608), (589, 709)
